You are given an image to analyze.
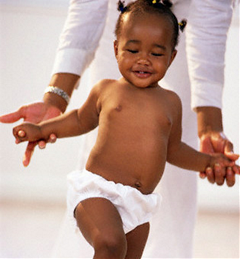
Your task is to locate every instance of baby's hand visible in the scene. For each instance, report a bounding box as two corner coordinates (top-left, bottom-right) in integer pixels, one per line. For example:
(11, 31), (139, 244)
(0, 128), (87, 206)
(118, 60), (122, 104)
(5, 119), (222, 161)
(207, 153), (239, 185)
(13, 123), (42, 144)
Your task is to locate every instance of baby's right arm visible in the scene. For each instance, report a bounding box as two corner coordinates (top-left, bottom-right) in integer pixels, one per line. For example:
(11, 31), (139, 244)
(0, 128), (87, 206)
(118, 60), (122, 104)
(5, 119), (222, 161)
(13, 81), (103, 144)
(13, 109), (83, 143)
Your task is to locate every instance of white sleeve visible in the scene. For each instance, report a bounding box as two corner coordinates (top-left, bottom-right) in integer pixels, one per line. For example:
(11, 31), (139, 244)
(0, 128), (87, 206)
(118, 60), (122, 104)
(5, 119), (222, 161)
(52, 0), (109, 76)
(186, 0), (234, 110)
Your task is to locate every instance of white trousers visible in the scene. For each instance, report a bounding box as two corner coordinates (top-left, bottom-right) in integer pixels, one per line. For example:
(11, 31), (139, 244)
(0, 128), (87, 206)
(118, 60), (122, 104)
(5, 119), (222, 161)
(52, 0), (198, 257)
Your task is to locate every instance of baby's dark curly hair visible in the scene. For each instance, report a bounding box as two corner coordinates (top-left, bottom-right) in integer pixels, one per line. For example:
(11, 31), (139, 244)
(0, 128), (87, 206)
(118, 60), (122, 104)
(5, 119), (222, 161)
(115, 0), (180, 50)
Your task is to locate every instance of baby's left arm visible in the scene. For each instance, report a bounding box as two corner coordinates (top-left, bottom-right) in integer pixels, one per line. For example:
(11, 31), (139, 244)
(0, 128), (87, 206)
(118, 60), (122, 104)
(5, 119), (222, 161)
(166, 92), (237, 173)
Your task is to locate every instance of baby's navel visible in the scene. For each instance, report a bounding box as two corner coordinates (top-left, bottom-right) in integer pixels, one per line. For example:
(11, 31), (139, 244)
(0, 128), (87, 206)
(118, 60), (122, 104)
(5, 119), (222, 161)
(115, 105), (122, 112)
(135, 181), (142, 189)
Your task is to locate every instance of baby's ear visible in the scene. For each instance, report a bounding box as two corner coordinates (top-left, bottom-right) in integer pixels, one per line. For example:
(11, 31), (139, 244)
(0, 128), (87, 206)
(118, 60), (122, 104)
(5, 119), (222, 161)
(113, 40), (119, 59)
(168, 49), (177, 67)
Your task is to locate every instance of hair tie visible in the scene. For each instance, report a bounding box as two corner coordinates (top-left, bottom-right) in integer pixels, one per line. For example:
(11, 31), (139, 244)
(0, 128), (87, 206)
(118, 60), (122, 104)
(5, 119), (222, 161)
(178, 19), (187, 32)
(152, 0), (173, 8)
(118, 0), (126, 13)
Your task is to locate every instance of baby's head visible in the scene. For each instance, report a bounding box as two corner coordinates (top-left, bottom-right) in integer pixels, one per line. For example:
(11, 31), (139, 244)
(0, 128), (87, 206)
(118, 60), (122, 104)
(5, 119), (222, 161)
(114, 0), (184, 88)
(115, 0), (180, 51)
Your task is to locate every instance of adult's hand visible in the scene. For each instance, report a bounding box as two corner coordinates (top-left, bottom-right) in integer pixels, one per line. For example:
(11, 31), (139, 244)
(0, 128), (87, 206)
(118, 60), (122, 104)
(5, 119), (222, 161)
(200, 131), (239, 187)
(197, 107), (239, 187)
(0, 73), (80, 166)
(0, 102), (61, 166)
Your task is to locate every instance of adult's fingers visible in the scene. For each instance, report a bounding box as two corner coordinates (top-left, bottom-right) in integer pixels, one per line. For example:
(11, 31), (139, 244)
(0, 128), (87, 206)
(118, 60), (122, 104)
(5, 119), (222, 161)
(37, 133), (57, 149)
(232, 164), (239, 175)
(205, 167), (215, 184)
(49, 133), (57, 143)
(225, 167), (235, 187)
(38, 140), (46, 149)
(213, 163), (225, 186)
(225, 151), (239, 162)
(199, 171), (207, 179)
(223, 139), (233, 153)
(23, 141), (37, 167)
(0, 106), (27, 123)
(223, 140), (239, 160)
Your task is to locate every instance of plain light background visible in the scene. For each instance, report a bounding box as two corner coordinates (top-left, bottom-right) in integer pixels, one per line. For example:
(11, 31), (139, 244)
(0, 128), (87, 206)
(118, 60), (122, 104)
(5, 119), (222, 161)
(0, 0), (239, 257)
(0, 0), (239, 211)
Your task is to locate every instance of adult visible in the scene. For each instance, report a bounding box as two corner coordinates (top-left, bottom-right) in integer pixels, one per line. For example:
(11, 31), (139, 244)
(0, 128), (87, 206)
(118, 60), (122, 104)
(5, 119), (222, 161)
(0, 0), (238, 257)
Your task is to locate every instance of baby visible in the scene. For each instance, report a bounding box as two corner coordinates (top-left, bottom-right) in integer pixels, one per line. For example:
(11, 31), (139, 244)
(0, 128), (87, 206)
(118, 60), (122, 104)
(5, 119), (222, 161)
(12, 1), (236, 258)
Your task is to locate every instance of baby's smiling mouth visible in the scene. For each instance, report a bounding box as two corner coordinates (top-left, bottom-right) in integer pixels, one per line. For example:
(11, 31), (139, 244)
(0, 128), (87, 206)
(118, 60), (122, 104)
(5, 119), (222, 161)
(133, 70), (152, 78)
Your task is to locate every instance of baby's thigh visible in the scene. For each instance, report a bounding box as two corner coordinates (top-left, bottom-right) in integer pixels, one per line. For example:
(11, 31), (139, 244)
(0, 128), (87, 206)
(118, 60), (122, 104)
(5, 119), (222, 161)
(125, 222), (150, 259)
(75, 197), (126, 248)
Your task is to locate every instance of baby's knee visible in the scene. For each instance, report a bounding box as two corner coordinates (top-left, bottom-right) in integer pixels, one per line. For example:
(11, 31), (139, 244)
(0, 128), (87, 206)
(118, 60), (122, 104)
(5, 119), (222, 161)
(94, 232), (127, 258)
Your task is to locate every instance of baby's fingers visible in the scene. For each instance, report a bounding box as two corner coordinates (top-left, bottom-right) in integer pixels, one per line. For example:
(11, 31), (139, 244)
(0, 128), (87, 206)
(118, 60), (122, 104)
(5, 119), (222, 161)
(18, 130), (26, 138)
(15, 132), (25, 144)
(13, 126), (28, 143)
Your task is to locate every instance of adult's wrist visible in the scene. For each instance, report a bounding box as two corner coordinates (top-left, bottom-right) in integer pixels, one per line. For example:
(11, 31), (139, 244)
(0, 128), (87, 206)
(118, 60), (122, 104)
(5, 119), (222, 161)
(45, 86), (70, 104)
(43, 92), (68, 113)
(196, 106), (223, 138)
(43, 73), (80, 113)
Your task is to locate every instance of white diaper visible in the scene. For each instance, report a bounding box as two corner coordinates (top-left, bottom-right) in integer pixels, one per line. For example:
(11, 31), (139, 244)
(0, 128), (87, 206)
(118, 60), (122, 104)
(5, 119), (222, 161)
(67, 169), (162, 234)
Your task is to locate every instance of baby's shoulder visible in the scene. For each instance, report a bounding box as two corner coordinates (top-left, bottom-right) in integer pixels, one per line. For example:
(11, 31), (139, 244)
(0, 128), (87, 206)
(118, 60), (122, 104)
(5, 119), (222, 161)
(96, 78), (117, 88)
(162, 88), (181, 105)
(92, 79), (117, 95)
(159, 88), (182, 116)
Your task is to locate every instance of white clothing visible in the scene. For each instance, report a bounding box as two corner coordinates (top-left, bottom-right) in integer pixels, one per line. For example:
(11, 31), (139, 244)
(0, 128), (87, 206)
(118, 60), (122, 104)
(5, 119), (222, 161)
(67, 169), (162, 234)
(52, 0), (234, 110)
(186, 0), (233, 109)
(51, 0), (234, 258)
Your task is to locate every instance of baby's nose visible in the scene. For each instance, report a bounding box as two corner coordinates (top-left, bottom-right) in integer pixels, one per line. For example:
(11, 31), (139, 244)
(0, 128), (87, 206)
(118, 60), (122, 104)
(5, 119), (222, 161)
(137, 56), (150, 65)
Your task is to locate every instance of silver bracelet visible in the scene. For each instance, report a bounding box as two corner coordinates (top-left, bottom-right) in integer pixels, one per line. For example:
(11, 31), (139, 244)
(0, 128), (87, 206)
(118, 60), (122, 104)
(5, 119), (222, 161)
(45, 86), (70, 104)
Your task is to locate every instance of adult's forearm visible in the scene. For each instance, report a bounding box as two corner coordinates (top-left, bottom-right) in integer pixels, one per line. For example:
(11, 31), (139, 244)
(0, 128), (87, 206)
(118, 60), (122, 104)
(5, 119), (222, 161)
(43, 73), (80, 113)
(196, 107), (223, 138)
(46, 1), (108, 114)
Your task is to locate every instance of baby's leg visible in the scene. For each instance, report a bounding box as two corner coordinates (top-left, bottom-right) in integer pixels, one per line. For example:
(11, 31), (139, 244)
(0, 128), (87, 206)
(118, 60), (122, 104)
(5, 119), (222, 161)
(125, 222), (150, 259)
(75, 197), (127, 259)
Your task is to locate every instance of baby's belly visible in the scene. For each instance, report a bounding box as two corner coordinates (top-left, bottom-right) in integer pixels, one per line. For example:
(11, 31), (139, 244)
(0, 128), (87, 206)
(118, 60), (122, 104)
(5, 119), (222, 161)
(86, 144), (167, 194)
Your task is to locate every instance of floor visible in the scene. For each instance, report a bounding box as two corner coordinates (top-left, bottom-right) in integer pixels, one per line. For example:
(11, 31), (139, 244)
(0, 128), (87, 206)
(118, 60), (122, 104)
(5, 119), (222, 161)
(0, 199), (239, 258)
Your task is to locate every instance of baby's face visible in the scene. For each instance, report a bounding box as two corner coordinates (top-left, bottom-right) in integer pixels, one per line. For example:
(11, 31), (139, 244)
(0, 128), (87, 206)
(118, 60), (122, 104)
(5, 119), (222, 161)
(114, 12), (176, 89)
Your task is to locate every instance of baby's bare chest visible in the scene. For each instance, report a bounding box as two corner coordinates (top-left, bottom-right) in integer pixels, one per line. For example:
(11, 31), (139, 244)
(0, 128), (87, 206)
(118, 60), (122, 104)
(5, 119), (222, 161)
(100, 89), (173, 133)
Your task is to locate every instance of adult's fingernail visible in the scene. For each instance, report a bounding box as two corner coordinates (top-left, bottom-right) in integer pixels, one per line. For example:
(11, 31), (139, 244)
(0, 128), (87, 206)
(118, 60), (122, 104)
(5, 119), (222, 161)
(38, 143), (45, 149)
(23, 155), (28, 167)
(50, 135), (56, 143)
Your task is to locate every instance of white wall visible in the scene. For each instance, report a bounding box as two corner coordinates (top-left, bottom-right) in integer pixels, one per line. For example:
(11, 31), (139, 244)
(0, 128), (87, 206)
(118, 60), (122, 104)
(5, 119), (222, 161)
(0, 1), (239, 212)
